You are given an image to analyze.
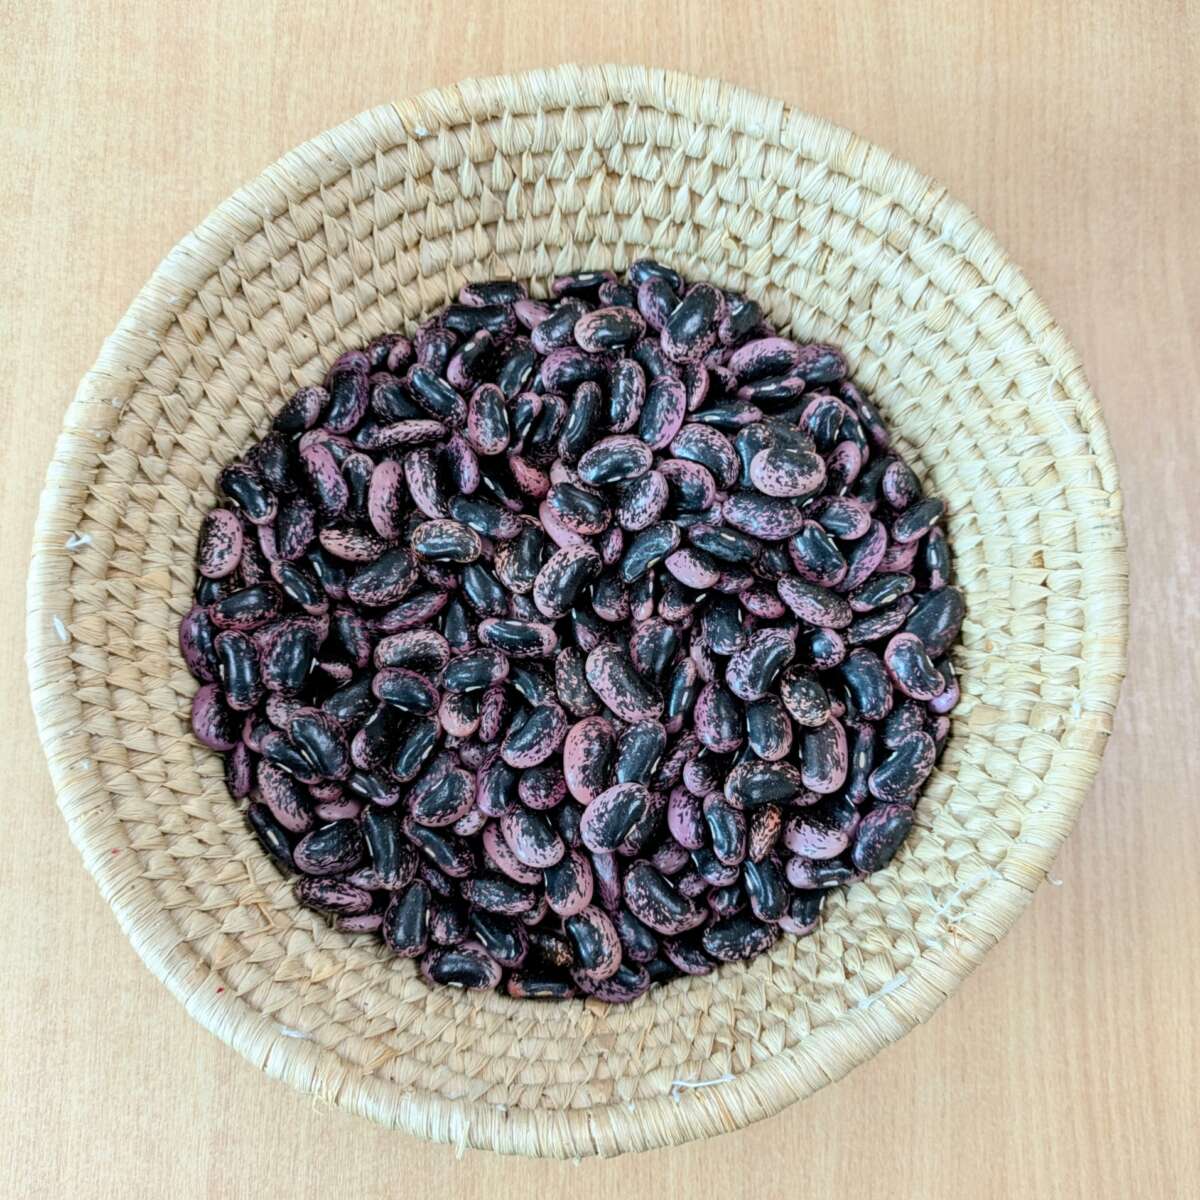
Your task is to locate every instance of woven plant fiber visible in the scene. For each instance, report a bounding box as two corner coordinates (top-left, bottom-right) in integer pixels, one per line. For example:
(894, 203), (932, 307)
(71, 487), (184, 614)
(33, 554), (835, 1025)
(26, 65), (1127, 1158)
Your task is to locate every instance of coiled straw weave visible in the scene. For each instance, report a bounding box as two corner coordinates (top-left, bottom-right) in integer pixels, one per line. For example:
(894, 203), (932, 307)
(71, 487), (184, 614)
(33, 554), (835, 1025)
(26, 65), (1127, 1157)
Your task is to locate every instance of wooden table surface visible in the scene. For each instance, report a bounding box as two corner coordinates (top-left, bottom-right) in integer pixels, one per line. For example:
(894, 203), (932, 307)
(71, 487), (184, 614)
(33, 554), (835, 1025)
(2, 2), (1195, 1196)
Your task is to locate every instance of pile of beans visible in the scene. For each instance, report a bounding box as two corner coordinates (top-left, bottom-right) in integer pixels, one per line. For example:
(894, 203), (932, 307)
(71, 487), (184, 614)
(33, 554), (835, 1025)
(181, 263), (964, 1002)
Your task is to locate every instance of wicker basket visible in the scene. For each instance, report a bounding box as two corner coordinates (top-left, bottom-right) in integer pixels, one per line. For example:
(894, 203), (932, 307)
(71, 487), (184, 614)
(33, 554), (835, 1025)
(26, 65), (1127, 1157)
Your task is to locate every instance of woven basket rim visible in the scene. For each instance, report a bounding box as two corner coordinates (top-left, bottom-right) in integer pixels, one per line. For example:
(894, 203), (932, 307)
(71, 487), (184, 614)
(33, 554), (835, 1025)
(26, 63), (1128, 1157)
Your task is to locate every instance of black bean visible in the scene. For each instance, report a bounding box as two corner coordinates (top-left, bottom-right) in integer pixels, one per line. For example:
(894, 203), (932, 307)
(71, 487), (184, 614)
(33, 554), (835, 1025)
(459, 280), (525, 308)
(884, 632), (946, 700)
(701, 914), (778, 962)
(259, 730), (320, 782)
(609, 910), (658, 966)
(662, 282), (724, 363)
(512, 394), (541, 451)
(294, 820), (364, 876)
(892, 497), (945, 544)
(629, 618), (680, 682)
(619, 521), (679, 583)
(742, 857), (787, 921)
(846, 595), (916, 645)
(902, 585), (966, 658)
(744, 696), (793, 761)
(614, 470), (668, 532)
(211, 583), (282, 632)
(565, 906), (623, 980)
(577, 435), (654, 485)
(724, 759), (805, 808)
(869, 731), (936, 802)
(214, 630), (262, 712)
(500, 806), (564, 868)
(707, 883), (745, 919)
(622, 862), (705, 935)
(636, 276), (679, 332)
(580, 961), (651, 1002)
(274, 385), (327, 433)
(585, 643), (663, 722)
(660, 935), (714, 975)
(289, 709), (350, 779)
(552, 382), (599, 465)
(840, 648), (894, 720)
(446, 330), (497, 393)
(438, 305), (507, 340)
(412, 767), (474, 826)
(533, 545), (602, 619)
(344, 769), (398, 807)
(439, 649), (506, 695)
(381, 880), (430, 957)
(575, 305), (646, 352)
(715, 294), (760, 345)
(632, 326), (681, 374)
(694, 681), (743, 752)
(664, 659), (701, 729)
(508, 663), (554, 705)
(220, 462), (276, 525)
(628, 258), (684, 292)
(315, 676), (371, 728)
(241, 803), (294, 874)
(614, 720), (667, 784)
(552, 806), (582, 855)
(703, 793), (747, 866)
(725, 629), (795, 701)
(357, 808), (412, 889)
(500, 702), (567, 768)
(851, 804), (914, 872)
(600, 356), (645, 432)
(547, 482), (611, 536)
(638, 376), (688, 449)
(840, 724), (873, 807)
(304, 545), (347, 600)
(505, 972), (575, 999)
(850, 571), (915, 613)
(404, 819), (475, 877)
(523, 394), (567, 458)
(423, 944), (502, 989)
(407, 366), (466, 424)
(372, 668), (439, 714)
(467, 910), (528, 967)
(580, 783), (650, 853)
(778, 889), (825, 935)
(800, 717), (848, 795)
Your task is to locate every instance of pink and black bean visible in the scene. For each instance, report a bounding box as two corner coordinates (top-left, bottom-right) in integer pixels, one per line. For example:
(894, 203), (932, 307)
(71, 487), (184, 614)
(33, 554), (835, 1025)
(184, 263), (963, 1000)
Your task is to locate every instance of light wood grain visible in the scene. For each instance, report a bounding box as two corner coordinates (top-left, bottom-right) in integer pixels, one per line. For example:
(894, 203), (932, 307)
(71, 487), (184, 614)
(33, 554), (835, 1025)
(1, 1), (1195, 1196)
